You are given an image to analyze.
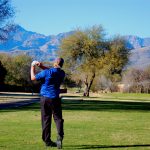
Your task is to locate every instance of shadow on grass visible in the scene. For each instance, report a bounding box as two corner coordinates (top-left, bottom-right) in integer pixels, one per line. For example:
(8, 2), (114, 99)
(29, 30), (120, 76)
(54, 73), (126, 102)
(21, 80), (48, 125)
(62, 96), (150, 111)
(0, 102), (41, 112)
(0, 96), (150, 112)
(66, 144), (150, 149)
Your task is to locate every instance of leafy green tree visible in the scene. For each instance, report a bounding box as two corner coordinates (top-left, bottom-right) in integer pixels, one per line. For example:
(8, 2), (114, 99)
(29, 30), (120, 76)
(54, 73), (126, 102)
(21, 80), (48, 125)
(0, 54), (32, 87)
(59, 25), (129, 96)
(13, 55), (32, 86)
(6, 55), (32, 86)
(100, 36), (129, 85)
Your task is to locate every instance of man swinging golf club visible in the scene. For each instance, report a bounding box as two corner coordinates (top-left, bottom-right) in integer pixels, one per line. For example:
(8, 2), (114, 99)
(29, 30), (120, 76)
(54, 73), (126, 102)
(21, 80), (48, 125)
(31, 58), (65, 149)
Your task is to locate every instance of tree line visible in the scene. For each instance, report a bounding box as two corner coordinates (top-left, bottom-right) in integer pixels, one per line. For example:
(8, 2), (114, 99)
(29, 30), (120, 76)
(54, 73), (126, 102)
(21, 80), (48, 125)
(1, 1), (149, 95)
(1, 25), (150, 95)
(59, 25), (150, 95)
(0, 54), (40, 92)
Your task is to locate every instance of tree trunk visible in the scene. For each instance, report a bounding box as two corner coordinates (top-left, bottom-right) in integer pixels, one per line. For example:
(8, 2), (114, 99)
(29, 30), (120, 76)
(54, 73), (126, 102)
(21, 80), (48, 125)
(83, 83), (89, 97)
(83, 73), (95, 97)
(83, 76), (89, 96)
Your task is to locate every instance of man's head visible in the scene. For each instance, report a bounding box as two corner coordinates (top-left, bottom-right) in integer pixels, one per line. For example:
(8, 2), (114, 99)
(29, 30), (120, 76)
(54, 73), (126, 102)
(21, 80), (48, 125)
(54, 58), (64, 68)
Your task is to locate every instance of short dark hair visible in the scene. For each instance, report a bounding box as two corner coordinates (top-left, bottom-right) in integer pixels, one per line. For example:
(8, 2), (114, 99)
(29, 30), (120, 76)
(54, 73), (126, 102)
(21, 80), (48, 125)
(55, 58), (64, 68)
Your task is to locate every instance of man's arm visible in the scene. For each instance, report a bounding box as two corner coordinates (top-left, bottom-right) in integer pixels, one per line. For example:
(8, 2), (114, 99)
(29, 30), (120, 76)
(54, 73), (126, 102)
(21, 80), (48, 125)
(37, 62), (49, 70)
(30, 61), (39, 81)
(30, 61), (49, 81)
(31, 65), (36, 81)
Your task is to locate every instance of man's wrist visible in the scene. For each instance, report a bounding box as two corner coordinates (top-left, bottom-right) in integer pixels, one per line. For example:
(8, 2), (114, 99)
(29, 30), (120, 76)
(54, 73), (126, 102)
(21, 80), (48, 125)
(31, 60), (39, 67)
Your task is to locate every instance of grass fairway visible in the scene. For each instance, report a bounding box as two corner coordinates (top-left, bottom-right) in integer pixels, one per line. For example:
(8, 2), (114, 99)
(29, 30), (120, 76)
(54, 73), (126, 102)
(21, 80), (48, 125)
(0, 94), (150, 150)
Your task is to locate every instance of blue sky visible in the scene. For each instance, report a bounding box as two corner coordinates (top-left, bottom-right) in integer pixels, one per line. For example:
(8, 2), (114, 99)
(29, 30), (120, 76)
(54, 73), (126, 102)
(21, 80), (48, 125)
(12, 0), (150, 37)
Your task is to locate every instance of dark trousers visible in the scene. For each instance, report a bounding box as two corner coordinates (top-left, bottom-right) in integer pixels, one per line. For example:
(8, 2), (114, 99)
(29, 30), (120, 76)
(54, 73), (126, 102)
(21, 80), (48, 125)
(40, 96), (64, 143)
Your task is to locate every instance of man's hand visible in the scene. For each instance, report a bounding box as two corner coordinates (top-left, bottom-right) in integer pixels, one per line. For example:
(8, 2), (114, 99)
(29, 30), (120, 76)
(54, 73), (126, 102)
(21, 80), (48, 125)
(30, 60), (50, 81)
(31, 60), (39, 67)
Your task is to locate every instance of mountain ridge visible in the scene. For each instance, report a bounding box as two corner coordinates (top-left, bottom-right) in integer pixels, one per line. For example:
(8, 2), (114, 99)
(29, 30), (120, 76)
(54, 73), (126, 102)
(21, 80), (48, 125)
(0, 25), (73, 60)
(0, 25), (150, 68)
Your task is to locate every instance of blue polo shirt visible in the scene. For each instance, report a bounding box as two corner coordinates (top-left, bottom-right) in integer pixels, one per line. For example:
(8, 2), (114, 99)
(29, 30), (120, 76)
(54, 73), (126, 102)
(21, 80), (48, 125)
(35, 67), (65, 99)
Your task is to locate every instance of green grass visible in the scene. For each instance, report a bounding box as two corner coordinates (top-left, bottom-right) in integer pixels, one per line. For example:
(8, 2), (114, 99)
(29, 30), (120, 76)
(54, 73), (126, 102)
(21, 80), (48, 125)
(0, 94), (150, 150)
(61, 91), (150, 102)
(96, 92), (150, 101)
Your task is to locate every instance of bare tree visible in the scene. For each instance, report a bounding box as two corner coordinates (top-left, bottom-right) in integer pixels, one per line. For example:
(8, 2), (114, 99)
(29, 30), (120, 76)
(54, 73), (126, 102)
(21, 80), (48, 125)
(122, 67), (150, 93)
(0, 0), (15, 41)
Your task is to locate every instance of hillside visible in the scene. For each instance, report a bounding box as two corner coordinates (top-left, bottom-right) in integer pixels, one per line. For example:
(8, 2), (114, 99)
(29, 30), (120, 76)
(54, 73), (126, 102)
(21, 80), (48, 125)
(129, 46), (150, 68)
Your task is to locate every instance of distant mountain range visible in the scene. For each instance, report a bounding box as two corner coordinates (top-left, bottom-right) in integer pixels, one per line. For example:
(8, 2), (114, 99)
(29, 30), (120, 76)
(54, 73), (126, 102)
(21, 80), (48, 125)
(0, 25), (73, 61)
(0, 25), (150, 68)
